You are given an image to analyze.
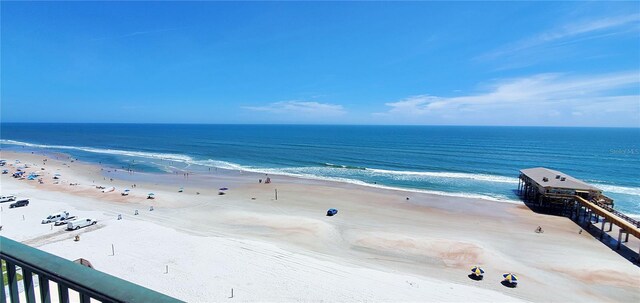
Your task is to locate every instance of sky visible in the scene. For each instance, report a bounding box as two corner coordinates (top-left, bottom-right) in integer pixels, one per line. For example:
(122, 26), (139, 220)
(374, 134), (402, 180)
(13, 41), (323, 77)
(1, 1), (639, 126)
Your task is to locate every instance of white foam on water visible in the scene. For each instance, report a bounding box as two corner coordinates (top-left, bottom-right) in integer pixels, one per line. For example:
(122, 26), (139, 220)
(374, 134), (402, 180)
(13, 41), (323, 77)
(366, 168), (519, 184)
(594, 184), (640, 197)
(1, 139), (193, 163)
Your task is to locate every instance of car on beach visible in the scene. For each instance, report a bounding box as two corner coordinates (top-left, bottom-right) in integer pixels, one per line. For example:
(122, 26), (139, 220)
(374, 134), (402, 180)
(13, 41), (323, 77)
(54, 216), (77, 226)
(0, 195), (17, 203)
(67, 218), (97, 231)
(9, 199), (29, 208)
(42, 211), (70, 224)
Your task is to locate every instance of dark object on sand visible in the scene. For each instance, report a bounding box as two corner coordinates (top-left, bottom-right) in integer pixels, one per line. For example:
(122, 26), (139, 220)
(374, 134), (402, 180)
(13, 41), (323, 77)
(326, 208), (338, 216)
(469, 266), (484, 280)
(502, 273), (518, 287)
(10, 199), (29, 208)
(468, 274), (483, 281)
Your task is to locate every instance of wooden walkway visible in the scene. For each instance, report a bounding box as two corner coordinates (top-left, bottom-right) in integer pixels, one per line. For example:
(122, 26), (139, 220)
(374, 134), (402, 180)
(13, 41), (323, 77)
(574, 196), (640, 239)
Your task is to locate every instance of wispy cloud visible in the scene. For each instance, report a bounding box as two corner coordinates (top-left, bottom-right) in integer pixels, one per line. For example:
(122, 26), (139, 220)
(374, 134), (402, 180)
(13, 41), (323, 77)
(90, 28), (183, 41)
(479, 14), (640, 67)
(244, 101), (346, 116)
(375, 71), (640, 126)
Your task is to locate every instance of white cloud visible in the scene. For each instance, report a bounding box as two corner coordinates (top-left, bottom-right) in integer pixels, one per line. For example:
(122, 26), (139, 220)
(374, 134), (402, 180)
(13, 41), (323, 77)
(375, 71), (640, 126)
(479, 14), (640, 65)
(243, 101), (346, 116)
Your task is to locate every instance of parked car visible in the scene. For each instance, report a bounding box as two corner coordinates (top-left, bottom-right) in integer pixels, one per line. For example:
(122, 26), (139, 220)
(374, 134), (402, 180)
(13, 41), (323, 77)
(54, 216), (77, 226)
(0, 195), (17, 203)
(67, 218), (97, 231)
(42, 211), (70, 224)
(9, 199), (29, 208)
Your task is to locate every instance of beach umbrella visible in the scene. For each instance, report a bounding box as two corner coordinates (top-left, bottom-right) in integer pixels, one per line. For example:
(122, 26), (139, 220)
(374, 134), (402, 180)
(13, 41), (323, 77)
(503, 273), (518, 284)
(148, 193), (155, 196)
(219, 187), (228, 191)
(470, 266), (484, 276)
(124, 189), (130, 192)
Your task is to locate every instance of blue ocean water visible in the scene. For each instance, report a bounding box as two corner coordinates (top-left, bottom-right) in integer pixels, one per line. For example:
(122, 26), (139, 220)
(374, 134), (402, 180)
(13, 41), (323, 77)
(1, 123), (638, 214)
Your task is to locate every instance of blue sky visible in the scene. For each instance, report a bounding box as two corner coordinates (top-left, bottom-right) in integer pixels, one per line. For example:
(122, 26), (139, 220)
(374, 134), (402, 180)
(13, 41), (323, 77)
(1, 1), (639, 126)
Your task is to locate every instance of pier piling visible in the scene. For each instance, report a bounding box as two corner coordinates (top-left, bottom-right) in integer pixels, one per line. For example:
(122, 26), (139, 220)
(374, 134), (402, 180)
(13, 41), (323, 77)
(617, 230), (623, 250)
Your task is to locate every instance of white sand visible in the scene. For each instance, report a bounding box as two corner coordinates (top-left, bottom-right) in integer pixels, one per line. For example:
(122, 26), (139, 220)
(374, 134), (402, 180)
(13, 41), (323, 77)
(1, 151), (639, 302)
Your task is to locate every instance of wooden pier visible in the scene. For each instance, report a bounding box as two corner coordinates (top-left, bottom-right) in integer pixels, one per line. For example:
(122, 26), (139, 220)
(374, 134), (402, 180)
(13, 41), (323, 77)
(518, 167), (640, 262)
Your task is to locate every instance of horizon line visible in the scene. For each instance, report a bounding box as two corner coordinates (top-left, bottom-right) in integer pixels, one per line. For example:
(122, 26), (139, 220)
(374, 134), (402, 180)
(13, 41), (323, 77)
(0, 122), (638, 129)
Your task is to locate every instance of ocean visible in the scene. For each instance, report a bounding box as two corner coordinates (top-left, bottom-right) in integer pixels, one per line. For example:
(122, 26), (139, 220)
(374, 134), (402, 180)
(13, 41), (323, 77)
(1, 123), (638, 215)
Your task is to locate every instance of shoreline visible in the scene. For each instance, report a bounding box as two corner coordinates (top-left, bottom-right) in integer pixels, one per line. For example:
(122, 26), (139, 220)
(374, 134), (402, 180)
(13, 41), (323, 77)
(1, 149), (639, 302)
(3, 138), (638, 214)
(3, 142), (524, 205)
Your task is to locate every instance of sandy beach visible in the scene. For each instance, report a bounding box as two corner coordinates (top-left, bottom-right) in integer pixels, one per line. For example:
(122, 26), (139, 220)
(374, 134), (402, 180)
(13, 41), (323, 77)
(1, 150), (639, 302)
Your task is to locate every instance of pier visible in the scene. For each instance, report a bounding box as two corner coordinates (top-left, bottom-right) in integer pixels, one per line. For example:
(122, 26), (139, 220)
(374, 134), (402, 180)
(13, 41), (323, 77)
(518, 167), (640, 262)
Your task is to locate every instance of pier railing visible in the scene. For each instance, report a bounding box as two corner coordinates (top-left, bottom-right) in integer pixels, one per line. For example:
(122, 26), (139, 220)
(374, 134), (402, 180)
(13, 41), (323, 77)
(0, 236), (182, 303)
(591, 200), (640, 229)
(573, 197), (640, 239)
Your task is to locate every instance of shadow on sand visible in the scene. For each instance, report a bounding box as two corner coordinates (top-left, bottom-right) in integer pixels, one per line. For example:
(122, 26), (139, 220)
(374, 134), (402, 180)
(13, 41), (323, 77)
(467, 274), (483, 281)
(518, 197), (639, 267)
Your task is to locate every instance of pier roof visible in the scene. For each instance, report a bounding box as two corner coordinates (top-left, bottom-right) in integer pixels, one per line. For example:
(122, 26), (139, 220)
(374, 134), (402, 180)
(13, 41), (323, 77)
(519, 167), (600, 191)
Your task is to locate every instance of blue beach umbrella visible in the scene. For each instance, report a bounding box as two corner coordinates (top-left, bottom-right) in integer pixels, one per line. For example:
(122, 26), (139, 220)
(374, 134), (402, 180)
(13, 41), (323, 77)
(219, 187), (228, 191)
(503, 273), (518, 284)
(471, 266), (484, 276)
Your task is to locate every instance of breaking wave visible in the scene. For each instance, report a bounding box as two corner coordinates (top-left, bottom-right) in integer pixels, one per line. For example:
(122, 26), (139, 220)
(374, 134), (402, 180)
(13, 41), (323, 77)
(0, 139), (193, 163)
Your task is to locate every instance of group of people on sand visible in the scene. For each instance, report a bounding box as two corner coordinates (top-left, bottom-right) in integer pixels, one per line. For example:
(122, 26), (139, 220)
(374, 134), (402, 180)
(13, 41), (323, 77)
(258, 175), (271, 184)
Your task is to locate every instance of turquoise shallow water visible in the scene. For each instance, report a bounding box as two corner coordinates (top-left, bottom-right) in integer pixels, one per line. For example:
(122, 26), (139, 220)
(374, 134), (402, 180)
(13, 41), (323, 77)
(1, 123), (638, 214)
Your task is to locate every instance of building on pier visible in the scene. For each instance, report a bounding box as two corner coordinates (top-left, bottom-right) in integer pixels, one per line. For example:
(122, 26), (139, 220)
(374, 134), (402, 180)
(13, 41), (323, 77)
(518, 167), (613, 207)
